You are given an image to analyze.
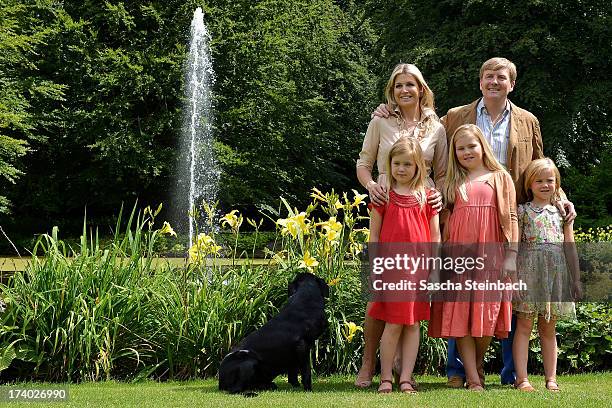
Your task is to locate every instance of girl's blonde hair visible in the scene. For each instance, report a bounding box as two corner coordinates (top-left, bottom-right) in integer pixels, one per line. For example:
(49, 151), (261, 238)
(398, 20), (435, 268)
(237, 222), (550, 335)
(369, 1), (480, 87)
(384, 63), (438, 137)
(444, 124), (506, 204)
(523, 158), (562, 203)
(385, 137), (428, 207)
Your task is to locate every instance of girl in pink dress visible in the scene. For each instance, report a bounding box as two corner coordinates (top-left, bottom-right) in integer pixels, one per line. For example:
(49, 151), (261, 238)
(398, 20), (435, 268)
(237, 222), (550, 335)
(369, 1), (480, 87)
(368, 137), (440, 393)
(429, 124), (517, 391)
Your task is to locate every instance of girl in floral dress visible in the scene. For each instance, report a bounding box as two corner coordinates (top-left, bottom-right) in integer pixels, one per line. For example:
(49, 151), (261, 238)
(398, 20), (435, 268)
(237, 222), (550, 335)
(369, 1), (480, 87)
(512, 158), (582, 392)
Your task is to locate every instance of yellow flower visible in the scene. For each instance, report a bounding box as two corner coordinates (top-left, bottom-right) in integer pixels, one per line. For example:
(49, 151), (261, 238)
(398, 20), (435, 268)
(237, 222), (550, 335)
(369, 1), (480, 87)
(328, 277), (341, 286)
(159, 221), (176, 236)
(221, 210), (243, 231)
(342, 321), (363, 342)
(326, 217), (342, 232)
(318, 217), (343, 243)
(310, 187), (327, 202)
(277, 212), (310, 238)
(351, 189), (368, 207)
(247, 217), (262, 228)
(324, 229), (340, 242)
(334, 199), (344, 210)
(293, 212), (309, 233)
(277, 218), (299, 238)
(188, 233), (222, 263)
(298, 251), (319, 271)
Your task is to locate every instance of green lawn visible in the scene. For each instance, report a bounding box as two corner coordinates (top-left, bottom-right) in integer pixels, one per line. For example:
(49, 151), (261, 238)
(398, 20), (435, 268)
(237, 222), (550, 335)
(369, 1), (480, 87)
(1, 373), (610, 407)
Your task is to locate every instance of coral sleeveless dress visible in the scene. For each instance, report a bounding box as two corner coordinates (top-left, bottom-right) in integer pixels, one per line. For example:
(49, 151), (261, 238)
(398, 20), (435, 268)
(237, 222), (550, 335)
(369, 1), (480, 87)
(428, 179), (512, 338)
(368, 189), (437, 325)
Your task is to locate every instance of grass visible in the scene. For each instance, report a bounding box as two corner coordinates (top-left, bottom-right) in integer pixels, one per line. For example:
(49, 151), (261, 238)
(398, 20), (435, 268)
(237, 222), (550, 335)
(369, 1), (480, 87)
(1, 373), (610, 407)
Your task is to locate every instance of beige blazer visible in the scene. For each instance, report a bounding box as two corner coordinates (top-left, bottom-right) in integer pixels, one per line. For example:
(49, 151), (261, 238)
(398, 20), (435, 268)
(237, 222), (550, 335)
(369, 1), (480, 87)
(441, 99), (544, 204)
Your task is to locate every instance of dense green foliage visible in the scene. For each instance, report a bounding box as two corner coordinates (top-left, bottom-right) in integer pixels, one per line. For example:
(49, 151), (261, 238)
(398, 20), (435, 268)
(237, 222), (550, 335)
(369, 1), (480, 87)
(367, 0), (612, 227)
(0, 0), (610, 236)
(209, 0), (376, 207)
(0, 1), (65, 214)
(0, 0), (376, 236)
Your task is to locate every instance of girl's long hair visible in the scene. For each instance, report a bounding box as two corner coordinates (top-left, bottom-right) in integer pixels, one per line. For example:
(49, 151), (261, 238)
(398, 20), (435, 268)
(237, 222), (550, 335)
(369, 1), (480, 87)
(522, 158), (562, 203)
(444, 124), (506, 204)
(385, 137), (428, 208)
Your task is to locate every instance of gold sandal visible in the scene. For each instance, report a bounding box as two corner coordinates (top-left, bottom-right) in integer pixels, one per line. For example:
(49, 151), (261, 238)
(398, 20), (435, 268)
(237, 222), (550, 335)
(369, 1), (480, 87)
(514, 378), (535, 392)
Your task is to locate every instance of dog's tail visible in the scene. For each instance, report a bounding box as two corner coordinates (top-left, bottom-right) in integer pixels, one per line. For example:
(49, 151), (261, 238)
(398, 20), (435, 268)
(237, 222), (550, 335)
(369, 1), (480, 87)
(219, 349), (261, 395)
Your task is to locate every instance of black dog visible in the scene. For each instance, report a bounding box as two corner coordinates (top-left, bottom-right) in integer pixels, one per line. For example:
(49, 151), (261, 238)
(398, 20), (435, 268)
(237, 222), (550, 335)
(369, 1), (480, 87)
(219, 272), (329, 394)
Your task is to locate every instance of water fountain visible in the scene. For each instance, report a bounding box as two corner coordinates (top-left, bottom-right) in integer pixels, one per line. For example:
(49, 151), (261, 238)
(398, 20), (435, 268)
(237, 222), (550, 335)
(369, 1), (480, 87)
(179, 7), (218, 248)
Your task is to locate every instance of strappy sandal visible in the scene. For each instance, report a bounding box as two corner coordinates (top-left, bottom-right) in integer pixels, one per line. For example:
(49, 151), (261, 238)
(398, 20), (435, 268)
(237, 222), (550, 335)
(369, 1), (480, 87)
(378, 379), (393, 394)
(514, 378), (535, 392)
(545, 379), (560, 392)
(400, 381), (417, 394)
(392, 360), (418, 390)
(354, 367), (375, 388)
(466, 380), (484, 392)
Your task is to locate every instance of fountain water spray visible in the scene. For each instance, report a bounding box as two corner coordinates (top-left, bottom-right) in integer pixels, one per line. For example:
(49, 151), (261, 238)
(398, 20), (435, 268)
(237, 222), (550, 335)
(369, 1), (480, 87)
(183, 7), (218, 248)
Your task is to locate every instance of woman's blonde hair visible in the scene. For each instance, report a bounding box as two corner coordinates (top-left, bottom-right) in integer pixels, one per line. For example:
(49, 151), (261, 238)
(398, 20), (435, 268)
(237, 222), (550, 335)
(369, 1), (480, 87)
(385, 137), (428, 207)
(522, 158), (562, 203)
(444, 124), (506, 204)
(384, 63), (438, 136)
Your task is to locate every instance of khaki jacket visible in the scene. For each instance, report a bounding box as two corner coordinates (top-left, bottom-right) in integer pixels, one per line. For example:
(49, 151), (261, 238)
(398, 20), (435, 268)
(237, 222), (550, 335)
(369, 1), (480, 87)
(441, 99), (544, 204)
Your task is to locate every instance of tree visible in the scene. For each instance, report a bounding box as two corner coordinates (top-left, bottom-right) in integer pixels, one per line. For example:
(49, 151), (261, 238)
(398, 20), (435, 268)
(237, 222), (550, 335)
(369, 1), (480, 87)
(207, 0), (377, 209)
(0, 1), (65, 214)
(366, 0), (612, 224)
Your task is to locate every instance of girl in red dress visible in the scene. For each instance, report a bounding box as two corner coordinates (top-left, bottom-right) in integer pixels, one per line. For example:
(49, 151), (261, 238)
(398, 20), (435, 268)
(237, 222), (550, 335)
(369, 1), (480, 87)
(429, 124), (517, 391)
(368, 137), (440, 393)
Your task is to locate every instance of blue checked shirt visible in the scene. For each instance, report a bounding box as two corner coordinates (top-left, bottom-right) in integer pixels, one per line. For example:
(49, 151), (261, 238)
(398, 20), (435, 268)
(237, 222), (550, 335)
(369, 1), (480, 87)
(476, 98), (511, 168)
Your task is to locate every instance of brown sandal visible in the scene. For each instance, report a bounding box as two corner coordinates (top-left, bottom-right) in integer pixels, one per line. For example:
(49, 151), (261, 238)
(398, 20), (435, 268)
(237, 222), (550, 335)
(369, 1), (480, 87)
(514, 378), (535, 392)
(466, 380), (484, 392)
(545, 379), (560, 392)
(378, 379), (393, 394)
(400, 381), (417, 394)
(392, 359), (418, 390)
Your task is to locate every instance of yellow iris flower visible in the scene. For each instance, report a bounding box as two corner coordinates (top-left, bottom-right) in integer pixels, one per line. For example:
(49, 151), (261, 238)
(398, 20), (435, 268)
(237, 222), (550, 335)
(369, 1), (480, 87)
(342, 321), (363, 342)
(221, 210), (243, 231)
(298, 251), (319, 271)
(159, 221), (176, 236)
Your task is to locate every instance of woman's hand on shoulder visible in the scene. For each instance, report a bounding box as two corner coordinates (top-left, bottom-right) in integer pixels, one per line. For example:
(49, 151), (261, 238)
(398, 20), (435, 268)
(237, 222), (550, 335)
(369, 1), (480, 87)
(367, 180), (387, 206)
(427, 188), (443, 212)
(555, 199), (577, 223)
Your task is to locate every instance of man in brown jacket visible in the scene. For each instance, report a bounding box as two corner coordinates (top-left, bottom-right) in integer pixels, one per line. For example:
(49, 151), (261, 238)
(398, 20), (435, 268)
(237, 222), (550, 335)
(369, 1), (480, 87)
(441, 58), (542, 204)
